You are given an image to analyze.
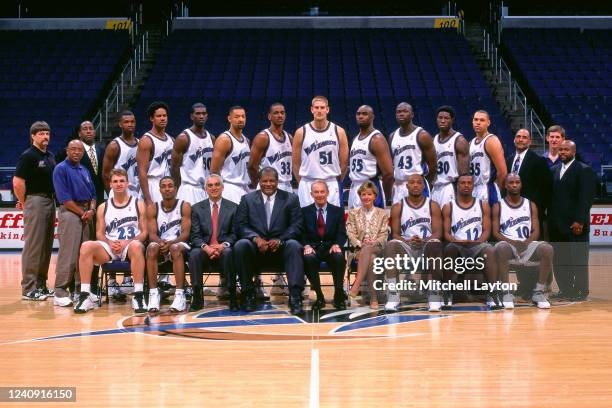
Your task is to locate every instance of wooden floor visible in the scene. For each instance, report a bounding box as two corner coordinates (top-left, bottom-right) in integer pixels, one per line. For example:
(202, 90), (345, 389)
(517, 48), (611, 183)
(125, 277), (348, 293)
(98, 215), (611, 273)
(1, 249), (612, 407)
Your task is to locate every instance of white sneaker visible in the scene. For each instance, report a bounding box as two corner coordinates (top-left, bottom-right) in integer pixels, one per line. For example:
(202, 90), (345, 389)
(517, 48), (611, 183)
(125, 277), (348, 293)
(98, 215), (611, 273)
(384, 301), (400, 312)
(170, 291), (187, 312)
(120, 276), (134, 295)
(148, 291), (161, 313)
(502, 292), (515, 309)
(74, 292), (95, 313)
(53, 296), (73, 307)
(428, 291), (444, 312)
(532, 290), (551, 309)
(132, 291), (147, 314)
(270, 273), (289, 296)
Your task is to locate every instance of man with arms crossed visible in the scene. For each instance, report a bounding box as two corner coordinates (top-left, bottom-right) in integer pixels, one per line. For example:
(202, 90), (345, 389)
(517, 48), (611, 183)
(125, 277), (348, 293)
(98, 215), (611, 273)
(492, 174), (552, 309)
(74, 169), (148, 314)
(292, 96), (349, 207)
(146, 176), (192, 313)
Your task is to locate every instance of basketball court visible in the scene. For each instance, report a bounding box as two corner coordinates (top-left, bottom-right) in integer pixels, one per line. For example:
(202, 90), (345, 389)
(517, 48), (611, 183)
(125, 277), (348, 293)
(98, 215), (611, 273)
(1, 249), (611, 406)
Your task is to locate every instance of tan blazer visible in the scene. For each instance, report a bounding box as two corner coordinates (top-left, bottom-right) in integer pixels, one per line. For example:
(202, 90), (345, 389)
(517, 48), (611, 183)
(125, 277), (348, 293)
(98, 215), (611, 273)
(345, 206), (389, 249)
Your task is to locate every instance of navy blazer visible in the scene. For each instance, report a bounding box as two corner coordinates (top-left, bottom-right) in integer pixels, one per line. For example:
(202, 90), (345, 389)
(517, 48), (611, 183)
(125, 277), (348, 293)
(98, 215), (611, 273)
(505, 149), (552, 218)
(190, 198), (237, 248)
(548, 160), (596, 232)
(301, 203), (347, 248)
(235, 189), (303, 241)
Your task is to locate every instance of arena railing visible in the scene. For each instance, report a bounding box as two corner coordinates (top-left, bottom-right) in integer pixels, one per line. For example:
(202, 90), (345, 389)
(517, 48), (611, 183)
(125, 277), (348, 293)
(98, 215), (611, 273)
(92, 30), (149, 140)
(482, 30), (546, 152)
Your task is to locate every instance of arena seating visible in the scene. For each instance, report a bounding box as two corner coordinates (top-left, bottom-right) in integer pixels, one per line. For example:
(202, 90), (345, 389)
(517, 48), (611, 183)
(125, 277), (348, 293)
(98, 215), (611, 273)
(133, 28), (512, 151)
(0, 30), (130, 166)
(503, 28), (612, 170)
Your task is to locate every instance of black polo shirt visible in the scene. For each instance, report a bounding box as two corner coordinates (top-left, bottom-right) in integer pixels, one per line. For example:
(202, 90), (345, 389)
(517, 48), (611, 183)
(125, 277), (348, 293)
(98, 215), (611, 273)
(14, 146), (56, 196)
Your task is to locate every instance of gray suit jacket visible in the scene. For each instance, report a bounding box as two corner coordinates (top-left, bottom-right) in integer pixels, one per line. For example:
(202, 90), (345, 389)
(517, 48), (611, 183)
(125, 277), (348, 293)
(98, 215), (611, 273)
(190, 198), (237, 248)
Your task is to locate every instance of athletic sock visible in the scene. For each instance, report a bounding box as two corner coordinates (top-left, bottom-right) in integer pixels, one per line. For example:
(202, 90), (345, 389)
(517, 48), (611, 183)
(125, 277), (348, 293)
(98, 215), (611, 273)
(134, 283), (144, 292)
(535, 282), (546, 292)
(81, 283), (91, 293)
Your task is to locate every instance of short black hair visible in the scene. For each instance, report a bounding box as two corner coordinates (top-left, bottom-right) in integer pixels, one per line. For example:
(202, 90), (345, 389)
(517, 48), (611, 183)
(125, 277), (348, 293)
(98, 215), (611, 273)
(120, 110), (135, 118)
(191, 103), (207, 113)
(269, 102), (284, 113)
(228, 105), (245, 116)
(159, 176), (176, 187)
(436, 105), (455, 119)
(147, 101), (169, 118)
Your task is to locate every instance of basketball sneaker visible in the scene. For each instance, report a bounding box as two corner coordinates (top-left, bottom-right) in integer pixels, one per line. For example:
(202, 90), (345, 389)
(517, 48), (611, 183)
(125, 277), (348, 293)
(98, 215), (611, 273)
(270, 273), (289, 296)
(53, 296), (73, 307)
(428, 291), (444, 312)
(502, 292), (515, 309)
(148, 290), (160, 313)
(40, 287), (54, 297)
(74, 292), (95, 313)
(120, 276), (134, 295)
(532, 290), (551, 309)
(22, 289), (48, 301)
(170, 290), (187, 312)
(441, 291), (453, 310)
(486, 291), (503, 310)
(384, 301), (400, 312)
(132, 291), (147, 314)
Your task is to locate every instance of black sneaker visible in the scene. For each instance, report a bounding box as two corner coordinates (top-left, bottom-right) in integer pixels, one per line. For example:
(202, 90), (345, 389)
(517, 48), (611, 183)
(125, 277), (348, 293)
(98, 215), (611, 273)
(74, 292), (95, 313)
(40, 287), (54, 297)
(132, 291), (147, 314)
(22, 289), (48, 301)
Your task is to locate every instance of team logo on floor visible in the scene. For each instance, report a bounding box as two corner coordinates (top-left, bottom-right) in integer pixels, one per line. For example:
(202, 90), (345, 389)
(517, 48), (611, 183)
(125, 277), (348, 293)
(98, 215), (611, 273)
(7, 301), (561, 344)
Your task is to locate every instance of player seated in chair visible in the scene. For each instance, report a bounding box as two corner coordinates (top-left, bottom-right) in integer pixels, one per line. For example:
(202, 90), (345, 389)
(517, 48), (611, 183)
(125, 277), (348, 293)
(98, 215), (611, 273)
(74, 169), (148, 314)
(188, 174), (238, 311)
(492, 174), (552, 309)
(145, 176), (192, 313)
(234, 167), (304, 314)
(301, 180), (348, 311)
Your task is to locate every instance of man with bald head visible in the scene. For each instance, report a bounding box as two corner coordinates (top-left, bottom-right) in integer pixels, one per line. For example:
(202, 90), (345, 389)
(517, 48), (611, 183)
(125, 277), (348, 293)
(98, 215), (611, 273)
(549, 140), (596, 300)
(389, 102), (437, 204)
(348, 105), (393, 208)
(505, 128), (552, 233)
(52, 140), (96, 306)
(78, 121), (106, 206)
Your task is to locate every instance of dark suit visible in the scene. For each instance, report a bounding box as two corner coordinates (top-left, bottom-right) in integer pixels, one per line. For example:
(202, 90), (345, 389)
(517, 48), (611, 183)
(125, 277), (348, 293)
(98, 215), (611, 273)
(79, 142), (105, 206)
(506, 149), (552, 232)
(548, 160), (596, 297)
(188, 198), (237, 294)
(302, 203), (347, 299)
(234, 189), (304, 297)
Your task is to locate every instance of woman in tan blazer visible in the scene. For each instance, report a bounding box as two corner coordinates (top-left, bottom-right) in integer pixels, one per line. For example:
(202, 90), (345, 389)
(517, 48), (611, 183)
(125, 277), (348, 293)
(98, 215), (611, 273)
(346, 181), (389, 309)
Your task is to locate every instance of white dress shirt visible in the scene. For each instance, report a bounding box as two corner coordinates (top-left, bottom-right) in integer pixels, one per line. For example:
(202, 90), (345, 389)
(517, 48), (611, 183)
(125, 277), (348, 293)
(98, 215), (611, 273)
(560, 158), (575, 179)
(512, 149), (528, 174)
(315, 203), (328, 223)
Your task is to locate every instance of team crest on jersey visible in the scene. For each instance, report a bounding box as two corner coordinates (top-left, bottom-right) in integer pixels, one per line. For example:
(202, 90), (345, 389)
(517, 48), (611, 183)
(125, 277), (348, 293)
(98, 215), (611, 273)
(304, 140), (336, 155)
(159, 219), (181, 236)
(500, 216), (530, 233)
(401, 217), (431, 233)
(121, 156), (137, 172)
(231, 151), (250, 164)
(350, 148), (367, 158)
(106, 215), (137, 234)
(154, 149), (172, 165)
(393, 144), (416, 156)
(267, 150), (292, 164)
(451, 217), (481, 234)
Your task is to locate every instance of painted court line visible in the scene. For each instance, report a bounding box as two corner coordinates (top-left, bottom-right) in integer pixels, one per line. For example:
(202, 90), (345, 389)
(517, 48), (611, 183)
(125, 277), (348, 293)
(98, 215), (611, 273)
(309, 348), (319, 408)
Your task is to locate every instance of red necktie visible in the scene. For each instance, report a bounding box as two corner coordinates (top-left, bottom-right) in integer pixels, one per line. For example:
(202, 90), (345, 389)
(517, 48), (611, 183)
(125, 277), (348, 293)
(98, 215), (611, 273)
(317, 208), (325, 238)
(211, 203), (219, 245)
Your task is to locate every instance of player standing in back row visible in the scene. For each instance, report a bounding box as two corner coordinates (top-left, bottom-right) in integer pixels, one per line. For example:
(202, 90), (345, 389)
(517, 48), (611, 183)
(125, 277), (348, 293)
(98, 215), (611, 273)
(469, 110), (507, 206)
(292, 96), (349, 207)
(431, 105), (469, 207)
(136, 101), (174, 206)
(170, 103), (215, 205)
(248, 103), (293, 193)
(389, 102), (437, 204)
(210, 106), (251, 204)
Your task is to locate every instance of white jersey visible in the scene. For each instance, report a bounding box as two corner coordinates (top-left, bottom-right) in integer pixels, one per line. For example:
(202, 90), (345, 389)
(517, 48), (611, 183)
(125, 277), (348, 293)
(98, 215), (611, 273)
(499, 197), (532, 241)
(400, 197), (433, 239)
(104, 197), (141, 241)
(113, 136), (139, 195)
(469, 134), (495, 186)
(180, 128), (214, 186)
(390, 126), (427, 182)
(261, 129), (292, 184)
(220, 131), (250, 187)
(299, 122), (341, 179)
(433, 132), (462, 186)
(145, 132), (173, 179)
(349, 129), (381, 182)
(156, 199), (184, 241)
(450, 199), (484, 241)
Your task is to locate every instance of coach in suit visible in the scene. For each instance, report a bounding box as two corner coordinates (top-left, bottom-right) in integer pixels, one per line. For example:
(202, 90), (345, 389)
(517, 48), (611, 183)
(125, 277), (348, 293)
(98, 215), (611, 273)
(234, 167), (304, 314)
(548, 140), (596, 300)
(189, 174), (238, 311)
(77, 121), (106, 205)
(506, 128), (552, 232)
(302, 180), (348, 311)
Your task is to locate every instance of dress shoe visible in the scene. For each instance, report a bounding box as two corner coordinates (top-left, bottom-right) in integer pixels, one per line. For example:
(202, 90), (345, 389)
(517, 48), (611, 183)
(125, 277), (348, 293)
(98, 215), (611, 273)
(311, 297), (326, 311)
(571, 291), (588, 301)
(189, 286), (203, 311)
(289, 294), (303, 315)
(229, 296), (240, 312)
(243, 293), (257, 312)
(333, 292), (347, 310)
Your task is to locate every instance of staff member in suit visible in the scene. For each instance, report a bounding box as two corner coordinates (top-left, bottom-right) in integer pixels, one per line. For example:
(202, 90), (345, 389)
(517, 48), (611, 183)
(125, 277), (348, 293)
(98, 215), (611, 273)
(234, 167), (304, 314)
(13, 121), (57, 300)
(188, 174), (238, 311)
(302, 180), (348, 311)
(346, 181), (389, 309)
(549, 140), (596, 301)
(52, 140), (96, 307)
(78, 121), (106, 205)
(506, 128), (552, 234)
